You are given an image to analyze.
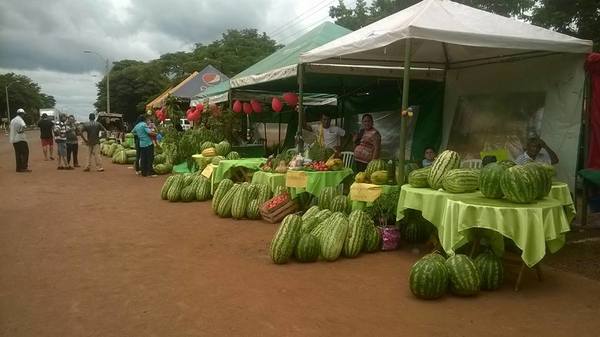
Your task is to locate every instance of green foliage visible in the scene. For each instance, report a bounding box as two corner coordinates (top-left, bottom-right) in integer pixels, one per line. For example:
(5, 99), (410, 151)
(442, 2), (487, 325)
(0, 73), (55, 123)
(365, 190), (399, 227)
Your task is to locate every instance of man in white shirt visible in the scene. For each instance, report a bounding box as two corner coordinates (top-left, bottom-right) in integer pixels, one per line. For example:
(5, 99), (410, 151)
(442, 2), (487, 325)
(515, 138), (559, 165)
(9, 108), (31, 172)
(303, 113), (346, 151)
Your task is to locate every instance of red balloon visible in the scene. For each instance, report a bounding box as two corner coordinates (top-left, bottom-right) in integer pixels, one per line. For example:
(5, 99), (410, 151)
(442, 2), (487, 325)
(189, 110), (201, 122)
(195, 103), (204, 112)
(250, 99), (262, 113)
(185, 107), (194, 119)
(243, 102), (253, 115)
(283, 92), (298, 107)
(271, 97), (283, 113)
(232, 100), (242, 113)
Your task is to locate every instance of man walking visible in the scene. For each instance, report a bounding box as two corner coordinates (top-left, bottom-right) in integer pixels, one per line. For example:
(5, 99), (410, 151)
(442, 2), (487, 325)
(37, 113), (55, 160)
(9, 108), (31, 172)
(81, 113), (106, 172)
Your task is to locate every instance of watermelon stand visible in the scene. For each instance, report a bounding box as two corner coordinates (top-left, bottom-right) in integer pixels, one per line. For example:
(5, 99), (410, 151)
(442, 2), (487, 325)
(285, 168), (353, 198)
(349, 183), (400, 211)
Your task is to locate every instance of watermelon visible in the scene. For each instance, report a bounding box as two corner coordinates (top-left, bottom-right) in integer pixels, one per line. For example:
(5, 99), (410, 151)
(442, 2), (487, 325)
(524, 162), (552, 199)
(319, 214), (350, 261)
(314, 209), (333, 224)
(217, 184), (241, 217)
(294, 233), (320, 262)
(246, 199), (261, 220)
(273, 185), (287, 196)
(442, 169), (480, 193)
(257, 184), (272, 204)
(370, 170), (389, 185)
(318, 186), (339, 210)
(231, 186), (249, 219)
(167, 175), (184, 202)
(180, 185), (196, 202)
(540, 163), (556, 179)
(408, 167), (431, 188)
(402, 220), (433, 244)
(200, 141), (214, 151)
(474, 251), (504, 291)
(154, 153), (167, 164)
(343, 210), (368, 258)
(300, 216), (319, 233)
(409, 257), (449, 300)
(445, 254), (480, 296)
(302, 205), (321, 221)
(500, 165), (537, 203)
(428, 150), (460, 190)
(498, 160), (516, 168)
(366, 159), (387, 178)
(423, 252), (446, 264)
(226, 151), (240, 160)
(211, 155), (225, 165)
(362, 223), (381, 252)
(270, 214), (303, 264)
(160, 175), (176, 200)
(153, 163), (173, 175)
(212, 179), (234, 213)
(479, 163), (508, 199)
(195, 177), (212, 201)
(329, 195), (350, 214)
(215, 141), (231, 156)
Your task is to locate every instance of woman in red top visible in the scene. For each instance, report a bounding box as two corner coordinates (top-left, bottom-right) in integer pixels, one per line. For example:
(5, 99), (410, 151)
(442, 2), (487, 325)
(353, 114), (381, 172)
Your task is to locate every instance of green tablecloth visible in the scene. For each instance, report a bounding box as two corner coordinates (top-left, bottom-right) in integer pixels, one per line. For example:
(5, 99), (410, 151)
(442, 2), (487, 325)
(549, 182), (576, 221)
(251, 171), (286, 193)
(212, 158), (266, 184)
(288, 168), (353, 198)
(172, 161), (194, 174)
(350, 183), (400, 211)
(396, 185), (572, 267)
(578, 168), (600, 186)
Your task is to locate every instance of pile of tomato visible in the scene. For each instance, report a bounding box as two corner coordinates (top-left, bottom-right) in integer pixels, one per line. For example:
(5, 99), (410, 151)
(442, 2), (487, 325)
(306, 161), (328, 171)
(264, 193), (289, 211)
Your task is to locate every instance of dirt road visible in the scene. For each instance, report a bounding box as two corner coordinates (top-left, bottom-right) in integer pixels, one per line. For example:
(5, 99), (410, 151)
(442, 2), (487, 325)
(1, 131), (599, 337)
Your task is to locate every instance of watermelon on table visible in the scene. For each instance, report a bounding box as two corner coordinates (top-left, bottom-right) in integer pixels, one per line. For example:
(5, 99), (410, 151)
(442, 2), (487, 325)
(409, 256), (449, 300)
(366, 159), (387, 179)
(200, 141), (214, 151)
(215, 141), (232, 156)
(474, 250), (504, 291)
(442, 168), (480, 193)
(270, 214), (303, 264)
(427, 150), (460, 190)
(370, 170), (389, 185)
(226, 151), (240, 160)
(408, 167), (431, 188)
(445, 254), (480, 296)
(294, 233), (320, 262)
(479, 163), (509, 199)
(524, 162), (552, 199)
(500, 165), (537, 203)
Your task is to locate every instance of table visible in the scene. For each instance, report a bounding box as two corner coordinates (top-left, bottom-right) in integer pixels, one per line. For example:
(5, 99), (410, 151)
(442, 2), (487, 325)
(396, 185), (573, 267)
(251, 171), (286, 193)
(349, 183), (399, 211)
(212, 158), (266, 184)
(549, 182), (575, 220)
(286, 168), (353, 198)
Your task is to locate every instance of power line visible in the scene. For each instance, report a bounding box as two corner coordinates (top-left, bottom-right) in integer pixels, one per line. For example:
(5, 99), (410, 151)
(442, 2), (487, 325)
(268, 0), (334, 38)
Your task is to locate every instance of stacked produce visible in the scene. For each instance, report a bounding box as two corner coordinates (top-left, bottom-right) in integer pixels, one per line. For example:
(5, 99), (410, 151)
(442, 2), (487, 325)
(480, 161), (552, 203)
(409, 251), (504, 300)
(159, 173), (211, 202)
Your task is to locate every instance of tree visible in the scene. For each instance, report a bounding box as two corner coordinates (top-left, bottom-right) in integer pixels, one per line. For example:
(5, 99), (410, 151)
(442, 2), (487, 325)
(0, 72), (54, 123)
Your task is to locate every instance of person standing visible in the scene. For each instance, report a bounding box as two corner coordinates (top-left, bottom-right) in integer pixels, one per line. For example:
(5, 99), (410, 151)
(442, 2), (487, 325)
(353, 114), (381, 172)
(37, 113), (55, 160)
(65, 115), (79, 168)
(9, 108), (31, 172)
(303, 113), (346, 151)
(131, 115), (145, 175)
(81, 113), (107, 172)
(54, 114), (69, 170)
(132, 115), (156, 177)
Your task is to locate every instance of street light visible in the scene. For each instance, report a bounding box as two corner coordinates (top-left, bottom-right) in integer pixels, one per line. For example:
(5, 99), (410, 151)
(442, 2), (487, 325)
(84, 50), (110, 115)
(4, 82), (15, 134)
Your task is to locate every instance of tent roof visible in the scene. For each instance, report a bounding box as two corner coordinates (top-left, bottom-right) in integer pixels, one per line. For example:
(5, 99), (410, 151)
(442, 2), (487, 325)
(229, 22), (351, 88)
(300, 0), (593, 67)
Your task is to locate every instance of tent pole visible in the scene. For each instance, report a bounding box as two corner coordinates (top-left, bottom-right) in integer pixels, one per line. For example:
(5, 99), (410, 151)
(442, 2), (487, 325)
(397, 38), (412, 186)
(296, 64), (305, 154)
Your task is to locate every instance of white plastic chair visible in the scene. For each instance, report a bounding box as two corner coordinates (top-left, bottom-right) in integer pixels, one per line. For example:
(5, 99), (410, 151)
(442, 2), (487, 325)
(461, 159), (482, 169)
(341, 151), (355, 169)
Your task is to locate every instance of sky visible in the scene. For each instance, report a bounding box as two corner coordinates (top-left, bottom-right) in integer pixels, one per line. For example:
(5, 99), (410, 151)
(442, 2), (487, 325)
(0, 0), (362, 120)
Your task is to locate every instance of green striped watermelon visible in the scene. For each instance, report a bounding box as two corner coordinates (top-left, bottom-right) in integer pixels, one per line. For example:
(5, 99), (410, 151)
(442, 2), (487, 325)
(428, 150), (460, 190)
(408, 167), (431, 188)
(500, 165), (537, 203)
(226, 151), (240, 160)
(442, 168), (480, 193)
(167, 175), (185, 202)
(302, 205), (320, 221)
(294, 233), (320, 262)
(200, 141), (214, 151)
(257, 184), (272, 204)
(409, 257), (449, 300)
(161, 175), (176, 200)
(474, 251), (504, 291)
(330, 195), (350, 214)
(217, 184), (241, 217)
(212, 179), (234, 213)
(270, 214), (303, 264)
(498, 160), (516, 168)
(300, 216), (319, 233)
(314, 209), (333, 224)
(479, 163), (508, 199)
(180, 185), (196, 202)
(195, 176), (212, 201)
(319, 214), (349, 261)
(231, 186), (249, 219)
(524, 162), (552, 199)
(246, 199), (261, 220)
(423, 252), (446, 264)
(366, 159), (387, 179)
(318, 186), (338, 210)
(273, 185), (287, 196)
(445, 254), (480, 296)
(215, 141), (231, 156)
(343, 210), (368, 258)
(183, 173), (195, 186)
(362, 223), (381, 252)
(402, 219), (433, 244)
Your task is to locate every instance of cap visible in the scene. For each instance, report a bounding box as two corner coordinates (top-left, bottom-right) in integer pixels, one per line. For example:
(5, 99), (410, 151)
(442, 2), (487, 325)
(16, 108), (25, 114)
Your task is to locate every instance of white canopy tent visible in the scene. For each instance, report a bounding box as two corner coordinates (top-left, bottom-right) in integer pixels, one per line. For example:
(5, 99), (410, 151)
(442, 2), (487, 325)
(299, 0), (593, 189)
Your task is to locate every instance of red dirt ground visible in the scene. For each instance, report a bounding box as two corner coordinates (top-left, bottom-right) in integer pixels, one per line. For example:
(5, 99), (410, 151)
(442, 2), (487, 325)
(1, 131), (600, 337)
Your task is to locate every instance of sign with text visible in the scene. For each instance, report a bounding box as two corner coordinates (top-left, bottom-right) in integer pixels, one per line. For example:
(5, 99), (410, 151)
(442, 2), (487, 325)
(201, 164), (215, 178)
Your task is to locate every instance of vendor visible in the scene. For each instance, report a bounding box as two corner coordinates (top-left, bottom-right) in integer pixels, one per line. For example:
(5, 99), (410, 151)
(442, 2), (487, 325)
(515, 137), (559, 165)
(422, 147), (436, 167)
(353, 114), (381, 172)
(303, 113), (346, 151)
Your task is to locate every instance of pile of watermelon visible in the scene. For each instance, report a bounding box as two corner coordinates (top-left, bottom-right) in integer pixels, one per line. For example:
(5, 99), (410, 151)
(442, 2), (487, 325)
(160, 173), (213, 202)
(409, 251), (504, 300)
(480, 161), (553, 203)
(269, 208), (382, 264)
(211, 179), (274, 220)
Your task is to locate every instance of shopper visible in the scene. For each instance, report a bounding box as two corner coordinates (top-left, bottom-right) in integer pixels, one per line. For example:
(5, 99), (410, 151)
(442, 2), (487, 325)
(66, 115), (79, 168)
(131, 115), (144, 175)
(54, 114), (70, 170)
(9, 108), (31, 172)
(81, 113), (107, 172)
(37, 113), (55, 160)
(132, 115), (156, 177)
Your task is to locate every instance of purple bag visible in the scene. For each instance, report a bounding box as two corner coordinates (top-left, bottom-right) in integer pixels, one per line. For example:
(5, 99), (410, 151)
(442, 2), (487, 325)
(378, 226), (401, 251)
